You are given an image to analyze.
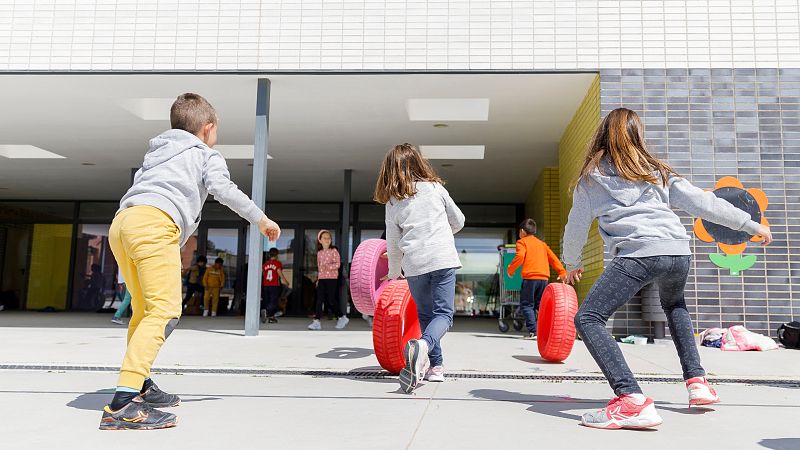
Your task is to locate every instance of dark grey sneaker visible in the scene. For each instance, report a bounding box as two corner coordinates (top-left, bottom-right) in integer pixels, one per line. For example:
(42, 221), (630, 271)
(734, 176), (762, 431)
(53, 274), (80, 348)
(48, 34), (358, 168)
(141, 381), (180, 408)
(398, 339), (429, 394)
(99, 396), (177, 430)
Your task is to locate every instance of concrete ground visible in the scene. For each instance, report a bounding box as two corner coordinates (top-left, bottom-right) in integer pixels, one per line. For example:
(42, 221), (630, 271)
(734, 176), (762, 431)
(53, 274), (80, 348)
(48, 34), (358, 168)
(1, 312), (799, 450)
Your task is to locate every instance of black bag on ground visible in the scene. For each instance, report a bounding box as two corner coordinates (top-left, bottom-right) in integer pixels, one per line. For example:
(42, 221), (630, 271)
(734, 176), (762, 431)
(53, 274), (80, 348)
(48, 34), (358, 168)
(777, 321), (800, 349)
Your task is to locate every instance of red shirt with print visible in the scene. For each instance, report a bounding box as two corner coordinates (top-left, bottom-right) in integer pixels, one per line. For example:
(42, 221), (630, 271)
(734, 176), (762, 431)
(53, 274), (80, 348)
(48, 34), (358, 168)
(262, 260), (283, 287)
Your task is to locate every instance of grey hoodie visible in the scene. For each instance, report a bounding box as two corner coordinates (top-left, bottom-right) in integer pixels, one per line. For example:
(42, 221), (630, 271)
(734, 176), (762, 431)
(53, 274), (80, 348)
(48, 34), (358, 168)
(562, 160), (762, 271)
(119, 129), (264, 247)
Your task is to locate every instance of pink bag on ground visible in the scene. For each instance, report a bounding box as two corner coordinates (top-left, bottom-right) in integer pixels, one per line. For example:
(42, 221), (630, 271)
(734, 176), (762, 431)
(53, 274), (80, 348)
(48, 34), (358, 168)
(720, 325), (779, 351)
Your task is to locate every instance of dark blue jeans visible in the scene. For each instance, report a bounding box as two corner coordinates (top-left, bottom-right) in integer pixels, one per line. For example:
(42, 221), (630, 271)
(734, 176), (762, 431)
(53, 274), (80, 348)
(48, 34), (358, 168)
(520, 279), (548, 334)
(406, 267), (456, 367)
(575, 256), (705, 396)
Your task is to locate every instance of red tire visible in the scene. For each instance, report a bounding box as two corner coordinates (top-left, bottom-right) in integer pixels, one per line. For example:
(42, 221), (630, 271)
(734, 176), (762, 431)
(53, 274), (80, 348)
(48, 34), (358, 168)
(372, 280), (421, 374)
(537, 283), (579, 362)
(349, 239), (389, 315)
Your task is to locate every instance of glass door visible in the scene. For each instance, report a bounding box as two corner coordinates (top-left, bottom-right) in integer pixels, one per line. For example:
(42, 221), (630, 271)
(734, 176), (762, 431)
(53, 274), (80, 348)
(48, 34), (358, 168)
(206, 227), (240, 315)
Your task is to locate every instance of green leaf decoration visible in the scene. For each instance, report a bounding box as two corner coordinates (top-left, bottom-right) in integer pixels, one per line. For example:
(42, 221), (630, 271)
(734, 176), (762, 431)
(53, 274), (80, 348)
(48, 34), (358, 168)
(708, 253), (758, 276)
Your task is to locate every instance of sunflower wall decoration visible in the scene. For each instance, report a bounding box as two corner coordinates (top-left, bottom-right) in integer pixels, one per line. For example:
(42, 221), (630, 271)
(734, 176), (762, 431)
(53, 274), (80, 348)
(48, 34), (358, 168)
(693, 176), (768, 275)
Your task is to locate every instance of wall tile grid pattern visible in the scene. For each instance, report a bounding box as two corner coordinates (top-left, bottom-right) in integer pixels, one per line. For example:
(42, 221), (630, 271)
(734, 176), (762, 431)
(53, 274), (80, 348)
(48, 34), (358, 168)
(600, 67), (800, 338)
(2, 0), (800, 71)
(526, 166), (561, 280)
(559, 74), (603, 302)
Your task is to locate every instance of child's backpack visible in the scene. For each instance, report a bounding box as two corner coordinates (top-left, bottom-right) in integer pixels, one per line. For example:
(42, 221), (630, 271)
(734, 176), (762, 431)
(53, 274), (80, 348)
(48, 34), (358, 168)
(777, 321), (800, 349)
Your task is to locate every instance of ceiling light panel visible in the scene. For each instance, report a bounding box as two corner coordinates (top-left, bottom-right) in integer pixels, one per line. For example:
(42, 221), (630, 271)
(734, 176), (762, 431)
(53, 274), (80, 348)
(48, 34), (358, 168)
(214, 145), (273, 159)
(420, 145), (485, 160)
(120, 98), (174, 121)
(0, 145), (66, 159)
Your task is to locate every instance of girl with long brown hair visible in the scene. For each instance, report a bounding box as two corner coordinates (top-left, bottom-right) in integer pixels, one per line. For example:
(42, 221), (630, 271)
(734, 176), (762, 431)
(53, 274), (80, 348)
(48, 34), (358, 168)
(562, 108), (772, 429)
(375, 143), (465, 393)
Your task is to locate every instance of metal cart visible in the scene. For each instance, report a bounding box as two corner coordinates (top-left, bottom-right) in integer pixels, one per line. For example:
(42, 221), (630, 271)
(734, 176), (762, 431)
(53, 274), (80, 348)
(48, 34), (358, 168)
(497, 244), (525, 333)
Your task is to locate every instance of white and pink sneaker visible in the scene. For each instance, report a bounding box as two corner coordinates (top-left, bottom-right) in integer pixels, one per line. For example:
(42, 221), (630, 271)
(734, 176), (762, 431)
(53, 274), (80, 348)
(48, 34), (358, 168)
(581, 395), (663, 430)
(425, 366), (445, 382)
(687, 377), (720, 406)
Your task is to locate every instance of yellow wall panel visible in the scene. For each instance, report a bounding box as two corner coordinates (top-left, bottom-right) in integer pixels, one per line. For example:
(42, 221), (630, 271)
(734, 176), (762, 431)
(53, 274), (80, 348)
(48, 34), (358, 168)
(26, 224), (72, 310)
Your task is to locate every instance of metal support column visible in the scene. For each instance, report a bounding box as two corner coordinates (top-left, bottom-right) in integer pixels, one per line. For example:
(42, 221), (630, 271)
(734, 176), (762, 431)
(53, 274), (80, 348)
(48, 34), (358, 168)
(245, 79), (271, 336)
(340, 169), (352, 316)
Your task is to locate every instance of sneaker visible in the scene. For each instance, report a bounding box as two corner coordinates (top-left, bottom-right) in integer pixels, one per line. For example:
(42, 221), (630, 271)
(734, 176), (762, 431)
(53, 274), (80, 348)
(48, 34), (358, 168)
(523, 333), (536, 340)
(275, 311), (284, 318)
(203, 310), (209, 317)
(362, 314), (373, 328)
(308, 319), (322, 330)
(260, 309), (267, 324)
(399, 339), (430, 393)
(687, 377), (720, 406)
(268, 317), (278, 324)
(425, 366), (445, 382)
(111, 317), (125, 325)
(99, 396), (177, 430)
(140, 381), (181, 408)
(211, 312), (217, 317)
(580, 395), (663, 430)
(335, 316), (350, 329)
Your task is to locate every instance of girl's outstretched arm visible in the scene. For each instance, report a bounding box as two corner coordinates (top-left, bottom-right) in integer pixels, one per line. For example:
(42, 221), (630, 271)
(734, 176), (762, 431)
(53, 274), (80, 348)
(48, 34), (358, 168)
(561, 183), (594, 272)
(668, 177), (761, 234)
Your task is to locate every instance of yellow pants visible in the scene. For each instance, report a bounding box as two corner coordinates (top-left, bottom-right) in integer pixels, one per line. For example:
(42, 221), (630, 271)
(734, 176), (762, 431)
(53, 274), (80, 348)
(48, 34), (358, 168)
(203, 287), (221, 313)
(109, 206), (182, 390)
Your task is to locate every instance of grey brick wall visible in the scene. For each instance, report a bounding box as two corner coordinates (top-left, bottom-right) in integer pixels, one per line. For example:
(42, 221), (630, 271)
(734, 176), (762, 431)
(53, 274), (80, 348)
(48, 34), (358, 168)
(600, 68), (800, 338)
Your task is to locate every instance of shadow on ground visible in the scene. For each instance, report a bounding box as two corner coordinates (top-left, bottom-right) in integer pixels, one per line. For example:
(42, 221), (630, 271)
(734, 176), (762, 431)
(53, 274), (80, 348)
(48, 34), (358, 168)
(513, 355), (564, 365)
(66, 389), (222, 411)
(759, 438), (800, 450)
(316, 347), (374, 359)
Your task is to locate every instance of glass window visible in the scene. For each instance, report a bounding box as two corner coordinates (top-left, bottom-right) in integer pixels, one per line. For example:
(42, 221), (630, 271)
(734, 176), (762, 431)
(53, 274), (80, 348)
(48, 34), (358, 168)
(357, 203), (384, 222)
(206, 229), (240, 303)
(0, 224), (32, 310)
(267, 204), (340, 222)
(71, 224), (116, 311)
(0, 202), (74, 222)
(458, 204), (517, 225)
(78, 202), (119, 223)
(454, 227), (512, 316)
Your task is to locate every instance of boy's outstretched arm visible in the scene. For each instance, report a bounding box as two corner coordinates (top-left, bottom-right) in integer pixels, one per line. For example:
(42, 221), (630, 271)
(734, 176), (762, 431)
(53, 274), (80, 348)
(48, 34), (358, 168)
(507, 240), (525, 277)
(669, 177), (771, 244)
(204, 152), (280, 240)
(562, 184), (594, 280)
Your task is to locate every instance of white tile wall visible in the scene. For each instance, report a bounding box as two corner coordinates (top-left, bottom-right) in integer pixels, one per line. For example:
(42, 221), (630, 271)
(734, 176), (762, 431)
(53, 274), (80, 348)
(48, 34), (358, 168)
(1, 0), (799, 71)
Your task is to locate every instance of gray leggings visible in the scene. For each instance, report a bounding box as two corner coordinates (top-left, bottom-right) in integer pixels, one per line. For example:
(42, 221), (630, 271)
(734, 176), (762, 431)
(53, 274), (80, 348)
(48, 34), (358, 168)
(575, 255), (705, 396)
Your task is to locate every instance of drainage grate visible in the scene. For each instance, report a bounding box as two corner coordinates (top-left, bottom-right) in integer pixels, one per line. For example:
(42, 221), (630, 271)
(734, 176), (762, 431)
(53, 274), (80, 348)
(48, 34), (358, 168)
(1, 364), (797, 387)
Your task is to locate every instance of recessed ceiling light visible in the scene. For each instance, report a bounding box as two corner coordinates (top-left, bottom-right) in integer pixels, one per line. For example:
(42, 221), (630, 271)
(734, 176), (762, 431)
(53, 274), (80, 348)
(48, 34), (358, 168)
(0, 187), (8, 190)
(247, 163), (253, 167)
(288, 189), (298, 193)
(420, 145), (485, 160)
(215, 145), (273, 160)
(433, 123), (449, 128)
(119, 98), (174, 121)
(0, 145), (66, 159)
(82, 162), (95, 166)
(407, 99), (490, 121)
(441, 163), (454, 168)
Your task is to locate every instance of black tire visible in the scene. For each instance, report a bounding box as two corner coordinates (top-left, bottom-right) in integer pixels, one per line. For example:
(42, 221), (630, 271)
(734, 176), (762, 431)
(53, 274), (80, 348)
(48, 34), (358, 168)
(513, 320), (524, 331)
(498, 319), (509, 333)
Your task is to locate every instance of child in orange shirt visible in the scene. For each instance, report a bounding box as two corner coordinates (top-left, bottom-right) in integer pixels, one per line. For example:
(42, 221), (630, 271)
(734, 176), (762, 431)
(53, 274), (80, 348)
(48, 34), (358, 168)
(507, 218), (567, 339)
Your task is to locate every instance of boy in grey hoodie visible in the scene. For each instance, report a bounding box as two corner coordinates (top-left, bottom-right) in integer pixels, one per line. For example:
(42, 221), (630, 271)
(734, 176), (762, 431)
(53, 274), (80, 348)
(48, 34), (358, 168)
(562, 108), (772, 430)
(99, 93), (280, 430)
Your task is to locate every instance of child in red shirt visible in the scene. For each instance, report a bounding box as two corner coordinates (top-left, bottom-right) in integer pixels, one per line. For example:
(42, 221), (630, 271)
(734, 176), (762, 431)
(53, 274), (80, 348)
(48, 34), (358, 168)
(507, 218), (567, 339)
(261, 247), (289, 324)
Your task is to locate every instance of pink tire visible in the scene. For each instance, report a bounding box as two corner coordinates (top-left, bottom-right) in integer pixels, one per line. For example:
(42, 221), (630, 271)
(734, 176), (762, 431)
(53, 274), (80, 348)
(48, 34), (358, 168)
(349, 239), (389, 315)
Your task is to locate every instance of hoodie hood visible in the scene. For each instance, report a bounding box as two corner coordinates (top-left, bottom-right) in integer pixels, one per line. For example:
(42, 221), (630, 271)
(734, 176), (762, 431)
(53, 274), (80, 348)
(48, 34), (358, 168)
(589, 158), (652, 207)
(143, 129), (207, 169)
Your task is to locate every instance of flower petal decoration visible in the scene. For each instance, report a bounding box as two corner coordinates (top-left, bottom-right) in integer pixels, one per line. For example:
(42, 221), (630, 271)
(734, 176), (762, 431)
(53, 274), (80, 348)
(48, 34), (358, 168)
(694, 218), (714, 242)
(715, 176), (744, 190)
(718, 242), (748, 256)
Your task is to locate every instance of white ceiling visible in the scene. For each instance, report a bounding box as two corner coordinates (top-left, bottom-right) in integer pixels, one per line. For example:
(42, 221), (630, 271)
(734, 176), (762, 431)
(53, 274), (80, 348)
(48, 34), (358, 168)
(0, 73), (596, 203)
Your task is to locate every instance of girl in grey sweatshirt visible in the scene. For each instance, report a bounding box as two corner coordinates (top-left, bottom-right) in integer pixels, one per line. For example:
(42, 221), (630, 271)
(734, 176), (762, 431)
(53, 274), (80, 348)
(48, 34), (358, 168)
(562, 108), (772, 430)
(375, 144), (465, 394)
